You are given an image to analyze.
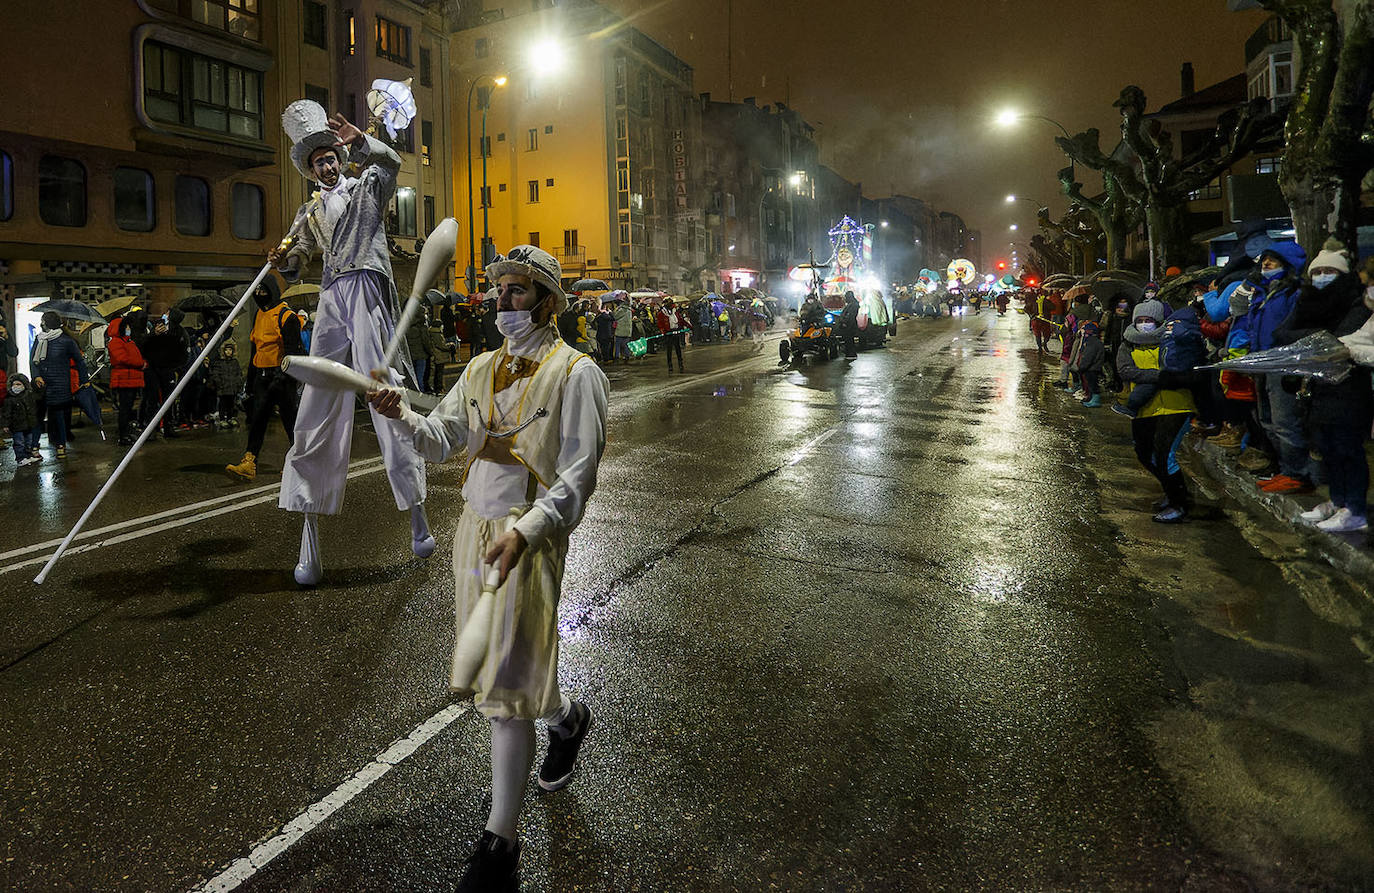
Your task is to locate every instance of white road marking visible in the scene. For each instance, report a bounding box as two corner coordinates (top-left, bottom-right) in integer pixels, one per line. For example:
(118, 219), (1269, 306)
(0, 456), (384, 563)
(0, 460), (386, 578)
(193, 702), (470, 893)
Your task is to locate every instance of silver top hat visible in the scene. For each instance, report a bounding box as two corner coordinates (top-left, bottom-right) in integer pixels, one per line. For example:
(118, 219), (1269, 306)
(282, 99), (349, 181)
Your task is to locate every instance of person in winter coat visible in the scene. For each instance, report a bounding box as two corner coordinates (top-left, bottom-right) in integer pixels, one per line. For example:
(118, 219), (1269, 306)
(0, 319), (18, 402)
(1073, 321), (1107, 407)
(1116, 301), (1196, 523)
(226, 275), (303, 482)
(1228, 240), (1312, 491)
(207, 340), (244, 429)
(29, 311), (89, 457)
(1274, 244), (1372, 532)
(612, 296), (633, 362)
(1112, 299), (1168, 417)
(593, 305), (615, 362)
(2, 373), (40, 465)
(139, 305), (189, 438)
(655, 299), (687, 371)
(106, 312), (147, 446)
(838, 292), (860, 359)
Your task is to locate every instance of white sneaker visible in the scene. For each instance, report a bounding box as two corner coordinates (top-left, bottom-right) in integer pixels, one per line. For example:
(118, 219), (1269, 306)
(1071, 390), (1086, 399)
(1300, 500), (1337, 523)
(1316, 508), (1368, 533)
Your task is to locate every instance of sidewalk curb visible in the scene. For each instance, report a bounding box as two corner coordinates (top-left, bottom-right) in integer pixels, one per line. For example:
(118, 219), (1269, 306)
(1189, 438), (1374, 586)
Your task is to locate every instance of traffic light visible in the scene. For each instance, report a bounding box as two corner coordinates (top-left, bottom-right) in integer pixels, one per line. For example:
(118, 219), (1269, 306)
(1025, 277), (1038, 286)
(996, 261), (1007, 271)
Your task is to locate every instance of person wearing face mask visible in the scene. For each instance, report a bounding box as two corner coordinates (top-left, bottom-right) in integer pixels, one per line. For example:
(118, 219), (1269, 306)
(2, 373), (40, 465)
(29, 311), (89, 459)
(1272, 243), (1372, 532)
(368, 245), (609, 892)
(270, 99), (433, 584)
(1114, 299), (1197, 522)
(1232, 240), (1312, 492)
(225, 275), (302, 481)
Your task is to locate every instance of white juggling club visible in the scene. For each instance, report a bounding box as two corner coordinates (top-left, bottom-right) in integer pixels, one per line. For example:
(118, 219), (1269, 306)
(280, 355), (439, 412)
(449, 564), (502, 692)
(380, 217), (459, 375)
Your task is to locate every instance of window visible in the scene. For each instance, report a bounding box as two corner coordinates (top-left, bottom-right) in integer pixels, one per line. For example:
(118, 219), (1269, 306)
(375, 16), (411, 65)
(419, 47), (432, 87)
(174, 175), (211, 236)
(496, 132), (506, 142)
(619, 222), (630, 246)
(1273, 51), (1294, 97)
(479, 185), (491, 207)
(190, 0), (260, 41)
(545, 178), (554, 187)
(231, 182), (263, 239)
(0, 150), (13, 221)
(143, 41), (263, 139)
(39, 155), (87, 227)
(304, 83), (329, 111)
(1256, 156), (1282, 175)
(564, 229), (579, 248)
(114, 167), (155, 232)
(544, 125), (553, 134)
(475, 37), (489, 59)
(527, 128), (538, 151)
(529, 232), (540, 247)
(394, 186), (416, 236)
(346, 10), (356, 55)
(421, 120), (432, 166)
(423, 195), (435, 233)
(497, 183), (506, 192)
(1187, 178), (1222, 201)
(527, 180), (539, 203)
(303, 0), (327, 48)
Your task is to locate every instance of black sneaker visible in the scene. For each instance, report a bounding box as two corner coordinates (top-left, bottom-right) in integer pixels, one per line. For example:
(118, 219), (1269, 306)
(456, 830), (520, 893)
(538, 701), (592, 792)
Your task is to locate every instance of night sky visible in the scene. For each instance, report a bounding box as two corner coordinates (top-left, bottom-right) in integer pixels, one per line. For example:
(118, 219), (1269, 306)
(601, 0), (1268, 260)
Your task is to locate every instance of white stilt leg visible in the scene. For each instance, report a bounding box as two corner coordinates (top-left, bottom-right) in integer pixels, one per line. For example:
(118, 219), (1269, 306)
(295, 512), (321, 585)
(410, 503), (436, 557)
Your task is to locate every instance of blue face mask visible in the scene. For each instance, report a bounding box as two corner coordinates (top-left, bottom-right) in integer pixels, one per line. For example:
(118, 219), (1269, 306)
(1262, 267), (1284, 281)
(1312, 273), (1338, 290)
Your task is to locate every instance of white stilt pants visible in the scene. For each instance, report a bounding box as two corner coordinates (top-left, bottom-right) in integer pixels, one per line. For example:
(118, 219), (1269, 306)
(279, 270), (426, 515)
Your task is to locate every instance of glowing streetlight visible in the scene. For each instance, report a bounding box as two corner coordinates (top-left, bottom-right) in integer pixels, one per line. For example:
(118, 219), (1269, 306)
(530, 38), (568, 73)
(1009, 224), (1018, 231)
(880, 220), (889, 228)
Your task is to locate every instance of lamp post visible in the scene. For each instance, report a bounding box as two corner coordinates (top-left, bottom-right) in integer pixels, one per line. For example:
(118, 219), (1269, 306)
(996, 110), (1075, 179)
(465, 74), (506, 293)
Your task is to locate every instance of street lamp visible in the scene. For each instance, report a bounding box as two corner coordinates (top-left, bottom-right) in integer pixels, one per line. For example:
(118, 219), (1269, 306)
(1009, 224), (1018, 231)
(995, 109), (1072, 139)
(466, 74), (507, 292)
(1006, 194), (1047, 209)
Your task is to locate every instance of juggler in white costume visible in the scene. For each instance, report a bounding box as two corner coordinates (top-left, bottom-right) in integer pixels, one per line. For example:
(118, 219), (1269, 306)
(274, 100), (431, 581)
(400, 308), (609, 718)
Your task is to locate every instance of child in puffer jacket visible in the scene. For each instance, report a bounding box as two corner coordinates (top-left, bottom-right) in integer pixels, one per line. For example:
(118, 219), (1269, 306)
(207, 340), (244, 430)
(2, 374), (41, 465)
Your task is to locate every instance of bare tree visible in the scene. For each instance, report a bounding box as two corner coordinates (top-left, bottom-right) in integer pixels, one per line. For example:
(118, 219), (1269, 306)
(1248, 0), (1374, 253)
(1056, 165), (1143, 270)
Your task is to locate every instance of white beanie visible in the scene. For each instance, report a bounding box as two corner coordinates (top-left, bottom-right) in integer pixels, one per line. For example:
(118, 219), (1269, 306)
(1309, 248), (1350, 274)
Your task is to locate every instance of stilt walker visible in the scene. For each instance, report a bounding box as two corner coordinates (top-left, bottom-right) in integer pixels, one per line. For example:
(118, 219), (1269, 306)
(369, 245), (610, 891)
(275, 99), (433, 585)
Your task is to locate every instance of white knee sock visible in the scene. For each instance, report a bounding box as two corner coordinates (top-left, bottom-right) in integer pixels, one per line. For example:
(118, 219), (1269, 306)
(486, 717), (534, 841)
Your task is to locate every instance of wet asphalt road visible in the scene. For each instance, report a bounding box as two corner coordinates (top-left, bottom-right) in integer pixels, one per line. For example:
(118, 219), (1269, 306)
(2, 314), (1372, 891)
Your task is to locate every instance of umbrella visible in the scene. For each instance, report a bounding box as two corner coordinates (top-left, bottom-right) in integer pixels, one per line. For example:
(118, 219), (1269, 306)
(176, 292), (235, 312)
(1087, 279), (1142, 302)
(600, 290), (628, 303)
(96, 296), (140, 318)
(1041, 274), (1076, 288)
(72, 381), (105, 440)
(1202, 331), (1353, 384)
(32, 299), (105, 324)
(1157, 266), (1222, 308)
(283, 283), (321, 301)
(571, 278), (610, 293)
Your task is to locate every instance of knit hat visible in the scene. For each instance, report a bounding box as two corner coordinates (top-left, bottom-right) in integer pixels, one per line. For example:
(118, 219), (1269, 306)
(1122, 298), (1167, 345)
(282, 100), (349, 180)
(1308, 247), (1350, 274)
(485, 245), (567, 313)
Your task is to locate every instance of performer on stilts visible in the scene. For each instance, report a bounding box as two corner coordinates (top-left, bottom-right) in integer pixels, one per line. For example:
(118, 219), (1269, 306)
(273, 99), (434, 585)
(370, 245), (610, 891)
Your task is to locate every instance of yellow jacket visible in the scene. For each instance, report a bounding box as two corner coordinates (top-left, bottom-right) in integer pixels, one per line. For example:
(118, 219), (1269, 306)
(1129, 345), (1195, 417)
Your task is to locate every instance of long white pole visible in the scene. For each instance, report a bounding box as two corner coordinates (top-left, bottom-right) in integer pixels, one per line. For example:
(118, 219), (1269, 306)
(33, 259), (278, 585)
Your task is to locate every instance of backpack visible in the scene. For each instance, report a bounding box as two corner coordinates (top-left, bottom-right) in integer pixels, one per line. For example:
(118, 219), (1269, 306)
(1160, 307), (1207, 372)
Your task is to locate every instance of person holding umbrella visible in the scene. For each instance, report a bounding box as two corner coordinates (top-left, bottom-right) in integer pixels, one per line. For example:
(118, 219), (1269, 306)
(29, 311), (90, 459)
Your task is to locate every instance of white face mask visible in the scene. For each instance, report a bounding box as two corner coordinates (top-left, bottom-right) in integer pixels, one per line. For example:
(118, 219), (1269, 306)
(1311, 273), (1338, 290)
(496, 310), (539, 340)
(1137, 320), (1158, 334)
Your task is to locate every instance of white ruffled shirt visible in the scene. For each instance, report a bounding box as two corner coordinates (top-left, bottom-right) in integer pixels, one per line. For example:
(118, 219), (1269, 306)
(401, 325), (609, 548)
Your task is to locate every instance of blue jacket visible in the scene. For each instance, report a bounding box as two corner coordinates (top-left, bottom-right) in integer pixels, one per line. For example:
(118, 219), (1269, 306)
(31, 333), (89, 405)
(1242, 240), (1307, 352)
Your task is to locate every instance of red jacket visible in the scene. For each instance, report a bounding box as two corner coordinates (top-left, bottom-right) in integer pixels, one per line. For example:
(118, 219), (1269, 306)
(106, 317), (146, 389)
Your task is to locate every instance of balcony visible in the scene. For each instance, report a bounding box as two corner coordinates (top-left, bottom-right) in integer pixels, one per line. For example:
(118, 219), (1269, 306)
(553, 246), (586, 271)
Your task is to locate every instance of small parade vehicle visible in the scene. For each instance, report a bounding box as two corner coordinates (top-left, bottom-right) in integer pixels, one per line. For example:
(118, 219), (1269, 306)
(779, 310), (840, 364)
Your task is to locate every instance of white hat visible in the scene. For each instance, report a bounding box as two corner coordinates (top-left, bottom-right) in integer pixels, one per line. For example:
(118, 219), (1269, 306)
(1309, 248), (1350, 274)
(282, 99), (348, 180)
(485, 245), (567, 313)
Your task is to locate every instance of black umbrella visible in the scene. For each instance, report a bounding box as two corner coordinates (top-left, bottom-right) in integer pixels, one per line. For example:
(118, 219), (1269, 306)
(571, 278), (610, 292)
(177, 292), (236, 312)
(32, 299), (105, 324)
